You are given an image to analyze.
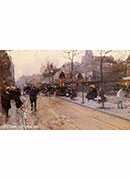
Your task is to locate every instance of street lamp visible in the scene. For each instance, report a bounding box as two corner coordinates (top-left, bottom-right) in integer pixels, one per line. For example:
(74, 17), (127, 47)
(50, 70), (54, 83)
(81, 79), (85, 104)
(100, 50), (112, 108)
(77, 73), (85, 104)
(65, 50), (78, 88)
(47, 63), (54, 85)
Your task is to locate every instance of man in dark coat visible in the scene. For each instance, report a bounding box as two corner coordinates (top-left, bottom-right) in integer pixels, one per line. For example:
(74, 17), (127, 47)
(9, 86), (23, 109)
(14, 87), (23, 109)
(86, 87), (98, 101)
(29, 86), (39, 112)
(1, 87), (11, 121)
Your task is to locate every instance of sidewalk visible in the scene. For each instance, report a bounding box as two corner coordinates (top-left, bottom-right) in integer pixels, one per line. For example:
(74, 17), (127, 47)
(61, 94), (130, 121)
(0, 97), (40, 130)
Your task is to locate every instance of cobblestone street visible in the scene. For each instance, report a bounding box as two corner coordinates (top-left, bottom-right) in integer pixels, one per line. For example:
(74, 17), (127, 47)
(1, 95), (130, 130)
(37, 96), (130, 130)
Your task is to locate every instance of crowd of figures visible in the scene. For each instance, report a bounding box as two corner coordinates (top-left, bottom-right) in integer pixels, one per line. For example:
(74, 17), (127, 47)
(85, 85), (128, 109)
(0, 83), (61, 124)
(1, 86), (23, 122)
(1, 85), (39, 124)
(0, 82), (129, 125)
(86, 86), (107, 103)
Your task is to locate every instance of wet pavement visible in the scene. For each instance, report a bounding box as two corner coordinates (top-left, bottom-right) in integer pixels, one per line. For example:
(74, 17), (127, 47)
(61, 93), (130, 121)
(1, 95), (130, 130)
(0, 96), (40, 130)
(37, 96), (130, 130)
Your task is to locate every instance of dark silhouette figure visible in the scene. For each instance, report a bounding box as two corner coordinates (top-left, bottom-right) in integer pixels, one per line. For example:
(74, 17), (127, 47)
(1, 88), (11, 121)
(14, 88), (23, 109)
(29, 86), (39, 112)
(86, 87), (98, 101)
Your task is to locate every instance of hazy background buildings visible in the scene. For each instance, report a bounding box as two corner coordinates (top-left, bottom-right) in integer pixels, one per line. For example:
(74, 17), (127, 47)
(9, 50), (130, 81)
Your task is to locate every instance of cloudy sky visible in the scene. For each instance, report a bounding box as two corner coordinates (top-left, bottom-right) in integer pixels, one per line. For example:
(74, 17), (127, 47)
(9, 50), (72, 80)
(9, 50), (130, 80)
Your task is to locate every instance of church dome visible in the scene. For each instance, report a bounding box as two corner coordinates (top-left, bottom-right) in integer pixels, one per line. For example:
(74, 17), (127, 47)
(81, 50), (94, 65)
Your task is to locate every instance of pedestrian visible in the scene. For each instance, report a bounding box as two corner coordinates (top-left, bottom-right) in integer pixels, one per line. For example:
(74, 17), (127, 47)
(53, 85), (57, 97)
(14, 87), (23, 109)
(70, 88), (77, 100)
(117, 87), (127, 109)
(47, 84), (52, 97)
(97, 88), (107, 107)
(29, 85), (39, 112)
(1, 87), (11, 122)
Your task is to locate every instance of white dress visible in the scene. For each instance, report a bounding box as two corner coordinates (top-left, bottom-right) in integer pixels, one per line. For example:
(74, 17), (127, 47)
(117, 89), (126, 102)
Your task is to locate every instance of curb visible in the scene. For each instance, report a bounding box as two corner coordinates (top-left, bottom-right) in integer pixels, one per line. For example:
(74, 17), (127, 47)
(59, 97), (130, 122)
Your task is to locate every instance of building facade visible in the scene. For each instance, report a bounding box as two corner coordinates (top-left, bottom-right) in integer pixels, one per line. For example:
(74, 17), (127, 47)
(0, 51), (15, 88)
(0, 50), (15, 113)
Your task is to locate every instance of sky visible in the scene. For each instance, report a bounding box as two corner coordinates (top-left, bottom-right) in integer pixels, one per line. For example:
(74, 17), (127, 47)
(9, 50), (130, 80)
(9, 50), (71, 80)
(9, 50), (84, 80)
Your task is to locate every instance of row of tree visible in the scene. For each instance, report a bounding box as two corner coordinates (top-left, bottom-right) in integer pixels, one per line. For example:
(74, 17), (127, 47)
(40, 51), (129, 84)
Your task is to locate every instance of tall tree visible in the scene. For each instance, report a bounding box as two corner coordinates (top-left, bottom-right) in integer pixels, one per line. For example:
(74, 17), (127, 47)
(41, 62), (58, 83)
(64, 50), (79, 82)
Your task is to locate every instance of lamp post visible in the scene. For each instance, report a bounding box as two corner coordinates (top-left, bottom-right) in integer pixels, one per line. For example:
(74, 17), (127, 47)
(81, 80), (85, 104)
(47, 63), (54, 85)
(77, 73), (85, 104)
(50, 70), (54, 84)
(65, 50), (78, 89)
(100, 50), (112, 108)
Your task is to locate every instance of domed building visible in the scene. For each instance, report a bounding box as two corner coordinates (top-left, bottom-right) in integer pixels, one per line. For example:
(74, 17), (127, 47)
(81, 50), (94, 65)
(80, 50), (99, 81)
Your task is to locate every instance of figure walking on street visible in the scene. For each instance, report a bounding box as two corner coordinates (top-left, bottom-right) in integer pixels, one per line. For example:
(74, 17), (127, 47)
(1, 87), (11, 123)
(14, 87), (23, 109)
(117, 87), (127, 109)
(97, 88), (107, 108)
(29, 85), (39, 112)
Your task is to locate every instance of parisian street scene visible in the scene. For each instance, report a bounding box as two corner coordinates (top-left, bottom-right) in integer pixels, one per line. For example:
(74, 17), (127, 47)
(1, 50), (130, 129)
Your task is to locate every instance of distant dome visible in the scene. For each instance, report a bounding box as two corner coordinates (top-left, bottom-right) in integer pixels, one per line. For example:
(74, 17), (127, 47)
(81, 50), (94, 65)
(85, 50), (93, 58)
